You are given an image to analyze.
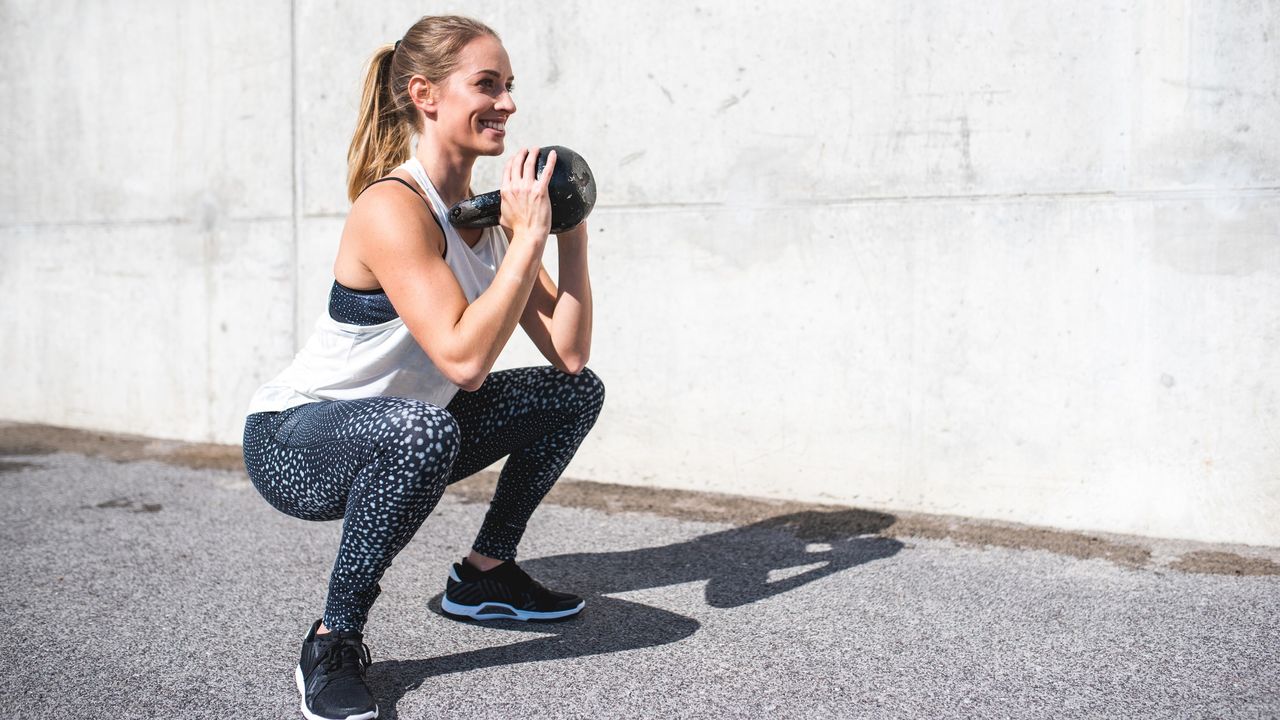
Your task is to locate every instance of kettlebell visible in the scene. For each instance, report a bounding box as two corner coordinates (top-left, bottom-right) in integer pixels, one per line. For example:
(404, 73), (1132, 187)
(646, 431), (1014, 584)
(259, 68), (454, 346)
(448, 145), (597, 234)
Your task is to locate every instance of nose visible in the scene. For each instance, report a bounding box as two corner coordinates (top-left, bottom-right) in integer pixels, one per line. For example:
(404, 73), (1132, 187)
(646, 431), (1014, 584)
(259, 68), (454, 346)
(495, 88), (516, 114)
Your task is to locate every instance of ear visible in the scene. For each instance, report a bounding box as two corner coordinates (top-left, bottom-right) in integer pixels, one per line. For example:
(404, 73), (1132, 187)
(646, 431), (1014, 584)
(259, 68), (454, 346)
(407, 75), (439, 115)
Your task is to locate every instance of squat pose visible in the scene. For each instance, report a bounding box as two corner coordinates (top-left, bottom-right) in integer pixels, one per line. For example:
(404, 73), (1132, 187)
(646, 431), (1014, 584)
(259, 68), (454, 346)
(242, 15), (602, 720)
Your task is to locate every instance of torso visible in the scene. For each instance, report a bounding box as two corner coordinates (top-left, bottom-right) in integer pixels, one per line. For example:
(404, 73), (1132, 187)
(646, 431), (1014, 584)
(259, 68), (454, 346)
(333, 168), (486, 292)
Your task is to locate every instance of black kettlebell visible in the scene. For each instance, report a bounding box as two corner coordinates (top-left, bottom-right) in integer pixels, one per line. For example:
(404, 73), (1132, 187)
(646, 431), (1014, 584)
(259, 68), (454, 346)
(448, 145), (597, 234)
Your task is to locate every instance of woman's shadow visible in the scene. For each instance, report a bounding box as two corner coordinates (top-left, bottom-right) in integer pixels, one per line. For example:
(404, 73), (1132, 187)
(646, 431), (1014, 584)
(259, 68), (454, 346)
(371, 508), (903, 717)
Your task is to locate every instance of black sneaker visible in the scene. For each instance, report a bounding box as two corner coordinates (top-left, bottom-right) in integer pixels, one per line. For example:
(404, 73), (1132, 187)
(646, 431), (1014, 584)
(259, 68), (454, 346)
(442, 558), (584, 621)
(294, 619), (379, 720)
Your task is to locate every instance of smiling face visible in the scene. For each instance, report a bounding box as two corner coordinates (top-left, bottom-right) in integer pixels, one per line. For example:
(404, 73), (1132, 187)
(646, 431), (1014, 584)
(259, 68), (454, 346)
(431, 34), (516, 157)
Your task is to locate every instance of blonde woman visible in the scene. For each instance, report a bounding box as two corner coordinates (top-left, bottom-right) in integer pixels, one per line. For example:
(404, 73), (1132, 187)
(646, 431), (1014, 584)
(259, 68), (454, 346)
(241, 15), (603, 720)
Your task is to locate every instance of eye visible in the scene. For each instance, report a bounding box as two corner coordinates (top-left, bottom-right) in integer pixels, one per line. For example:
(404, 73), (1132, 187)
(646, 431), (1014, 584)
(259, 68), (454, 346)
(477, 78), (493, 89)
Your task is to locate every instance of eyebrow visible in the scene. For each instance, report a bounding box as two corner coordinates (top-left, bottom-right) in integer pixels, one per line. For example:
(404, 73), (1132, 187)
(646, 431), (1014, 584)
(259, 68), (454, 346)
(471, 69), (513, 81)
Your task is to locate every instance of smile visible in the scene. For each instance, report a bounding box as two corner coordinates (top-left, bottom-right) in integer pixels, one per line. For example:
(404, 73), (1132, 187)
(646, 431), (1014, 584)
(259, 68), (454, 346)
(479, 119), (506, 133)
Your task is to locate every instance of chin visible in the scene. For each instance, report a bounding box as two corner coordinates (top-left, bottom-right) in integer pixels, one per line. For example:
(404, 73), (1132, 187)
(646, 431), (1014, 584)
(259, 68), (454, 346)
(460, 135), (505, 157)
(480, 134), (506, 155)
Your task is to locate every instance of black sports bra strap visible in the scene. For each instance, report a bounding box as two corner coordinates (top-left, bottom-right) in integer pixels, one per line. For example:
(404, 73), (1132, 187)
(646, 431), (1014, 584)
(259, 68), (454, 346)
(363, 176), (448, 258)
(366, 176), (426, 201)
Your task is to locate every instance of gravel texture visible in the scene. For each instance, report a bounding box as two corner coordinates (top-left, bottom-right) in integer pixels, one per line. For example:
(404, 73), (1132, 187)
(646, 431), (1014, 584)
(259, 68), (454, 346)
(1, 424), (1278, 719)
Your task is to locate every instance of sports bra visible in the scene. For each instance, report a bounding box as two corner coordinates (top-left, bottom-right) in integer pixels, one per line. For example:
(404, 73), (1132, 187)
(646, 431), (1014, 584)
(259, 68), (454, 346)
(244, 157), (509, 415)
(328, 174), (494, 326)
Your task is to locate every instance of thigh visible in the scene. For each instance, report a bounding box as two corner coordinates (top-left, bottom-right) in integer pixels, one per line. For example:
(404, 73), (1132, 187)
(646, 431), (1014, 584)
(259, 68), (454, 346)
(243, 396), (448, 521)
(444, 365), (600, 482)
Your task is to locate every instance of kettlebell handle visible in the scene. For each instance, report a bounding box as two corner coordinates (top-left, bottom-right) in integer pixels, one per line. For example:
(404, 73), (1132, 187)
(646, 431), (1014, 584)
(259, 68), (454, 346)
(447, 145), (596, 234)
(448, 190), (502, 228)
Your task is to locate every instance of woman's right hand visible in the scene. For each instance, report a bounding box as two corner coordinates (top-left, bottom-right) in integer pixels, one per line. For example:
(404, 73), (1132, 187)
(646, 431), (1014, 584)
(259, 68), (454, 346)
(499, 147), (557, 243)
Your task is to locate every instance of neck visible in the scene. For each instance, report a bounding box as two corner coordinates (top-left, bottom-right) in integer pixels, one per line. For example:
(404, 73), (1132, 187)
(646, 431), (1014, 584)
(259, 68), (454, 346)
(414, 133), (475, 207)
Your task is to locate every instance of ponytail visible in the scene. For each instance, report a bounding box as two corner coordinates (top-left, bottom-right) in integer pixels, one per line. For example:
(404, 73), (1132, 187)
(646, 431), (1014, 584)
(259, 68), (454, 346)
(346, 44), (412, 203)
(345, 16), (500, 204)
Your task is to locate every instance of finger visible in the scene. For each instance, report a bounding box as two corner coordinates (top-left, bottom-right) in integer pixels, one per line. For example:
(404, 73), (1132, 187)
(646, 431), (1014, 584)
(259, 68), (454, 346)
(538, 149), (557, 190)
(505, 148), (523, 186)
(523, 146), (539, 182)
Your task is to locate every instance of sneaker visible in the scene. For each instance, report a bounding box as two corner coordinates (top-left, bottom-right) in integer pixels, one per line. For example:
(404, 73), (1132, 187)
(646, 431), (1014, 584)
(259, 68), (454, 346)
(294, 619), (379, 720)
(441, 558), (584, 621)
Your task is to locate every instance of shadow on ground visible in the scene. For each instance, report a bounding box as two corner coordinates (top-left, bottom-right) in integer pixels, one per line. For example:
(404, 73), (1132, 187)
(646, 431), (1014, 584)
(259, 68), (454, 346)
(370, 509), (903, 718)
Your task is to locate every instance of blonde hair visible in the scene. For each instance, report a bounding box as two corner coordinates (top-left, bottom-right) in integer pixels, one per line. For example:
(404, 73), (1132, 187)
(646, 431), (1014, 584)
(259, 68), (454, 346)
(345, 15), (500, 203)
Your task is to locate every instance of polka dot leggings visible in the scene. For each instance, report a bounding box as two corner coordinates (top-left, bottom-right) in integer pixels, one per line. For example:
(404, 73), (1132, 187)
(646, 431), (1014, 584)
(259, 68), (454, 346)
(241, 366), (605, 633)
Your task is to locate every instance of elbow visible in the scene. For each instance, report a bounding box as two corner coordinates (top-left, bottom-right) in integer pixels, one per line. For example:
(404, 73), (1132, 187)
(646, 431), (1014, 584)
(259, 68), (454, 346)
(445, 359), (489, 392)
(557, 353), (589, 376)
(456, 376), (486, 393)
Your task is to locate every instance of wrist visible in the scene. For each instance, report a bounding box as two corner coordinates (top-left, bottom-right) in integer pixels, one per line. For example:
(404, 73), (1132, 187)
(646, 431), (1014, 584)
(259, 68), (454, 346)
(555, 222), (589, 244)
(511, 229), (550, 247)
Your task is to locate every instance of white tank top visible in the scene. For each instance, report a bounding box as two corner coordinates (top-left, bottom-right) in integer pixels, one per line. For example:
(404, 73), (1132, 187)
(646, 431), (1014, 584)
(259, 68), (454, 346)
(246, 157), (509, 414)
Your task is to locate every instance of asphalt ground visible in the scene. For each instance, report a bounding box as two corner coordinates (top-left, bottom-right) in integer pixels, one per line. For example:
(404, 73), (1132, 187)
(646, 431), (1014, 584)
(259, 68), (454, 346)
(1, 423), (1278, 719)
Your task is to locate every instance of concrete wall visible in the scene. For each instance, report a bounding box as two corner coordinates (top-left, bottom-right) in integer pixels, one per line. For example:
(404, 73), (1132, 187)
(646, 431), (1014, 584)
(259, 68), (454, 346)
(3, 1), (1277, 546)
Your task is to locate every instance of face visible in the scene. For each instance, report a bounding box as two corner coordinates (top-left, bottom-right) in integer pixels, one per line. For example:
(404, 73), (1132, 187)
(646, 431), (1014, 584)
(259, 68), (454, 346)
(430, 35), (516, 156)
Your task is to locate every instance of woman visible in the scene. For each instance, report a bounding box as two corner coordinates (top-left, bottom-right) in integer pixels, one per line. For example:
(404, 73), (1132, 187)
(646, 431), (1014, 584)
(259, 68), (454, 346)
(241, 15), (604, 720)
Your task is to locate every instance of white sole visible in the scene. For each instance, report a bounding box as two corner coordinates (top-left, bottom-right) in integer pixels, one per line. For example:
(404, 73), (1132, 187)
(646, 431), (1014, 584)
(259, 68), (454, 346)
(441, 595), (585, 621)
(295, 664), (378, 720)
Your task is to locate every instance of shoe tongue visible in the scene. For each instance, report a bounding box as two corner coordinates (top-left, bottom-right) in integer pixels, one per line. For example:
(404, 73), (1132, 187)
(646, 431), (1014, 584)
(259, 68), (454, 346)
(461, 558), (535, 586)
(318, 635), (369, 672)
(494, 561), (534, 587)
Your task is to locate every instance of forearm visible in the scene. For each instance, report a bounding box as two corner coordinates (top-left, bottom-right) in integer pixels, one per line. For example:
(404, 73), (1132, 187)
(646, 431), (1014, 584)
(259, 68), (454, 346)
(550, 236), (593, 370)
(452, 235), (545, 384)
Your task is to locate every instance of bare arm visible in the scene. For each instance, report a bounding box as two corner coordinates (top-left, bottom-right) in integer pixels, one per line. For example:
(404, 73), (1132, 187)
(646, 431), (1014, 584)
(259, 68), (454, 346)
(350, 148), (558, 390)
(518, 221), (593, 374)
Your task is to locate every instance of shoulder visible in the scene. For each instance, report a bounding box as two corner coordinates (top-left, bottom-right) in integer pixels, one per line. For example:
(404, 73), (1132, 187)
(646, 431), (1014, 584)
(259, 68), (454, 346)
(347, 174), (445, 258)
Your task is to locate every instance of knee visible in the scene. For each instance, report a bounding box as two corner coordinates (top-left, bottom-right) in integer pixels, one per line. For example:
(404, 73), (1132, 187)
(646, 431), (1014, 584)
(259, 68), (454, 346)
(568, 366), (606, 420)
(373, 400), (461, 477)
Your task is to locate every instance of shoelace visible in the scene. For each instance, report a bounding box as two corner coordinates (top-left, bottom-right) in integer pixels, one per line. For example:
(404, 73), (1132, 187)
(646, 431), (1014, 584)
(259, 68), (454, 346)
(318, 636), (372, 676)
(501, 561), (535, 589)
(501, 562), (560, 603)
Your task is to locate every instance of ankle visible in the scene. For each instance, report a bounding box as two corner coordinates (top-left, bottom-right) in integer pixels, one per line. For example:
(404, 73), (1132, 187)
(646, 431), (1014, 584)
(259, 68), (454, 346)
(465, 551), (505, 573)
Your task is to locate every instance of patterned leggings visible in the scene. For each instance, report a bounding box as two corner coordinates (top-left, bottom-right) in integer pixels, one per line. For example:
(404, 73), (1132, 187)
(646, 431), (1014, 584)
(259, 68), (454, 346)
(242, 366), (605, 633)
